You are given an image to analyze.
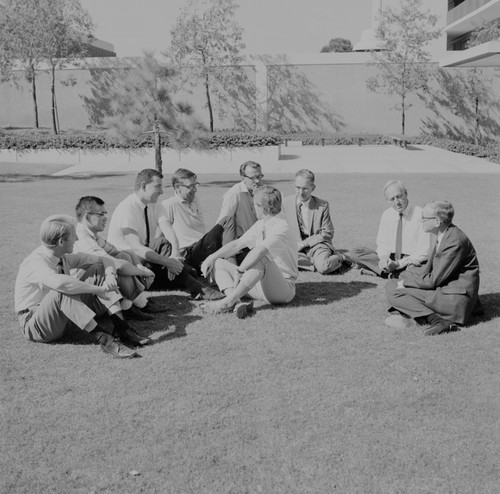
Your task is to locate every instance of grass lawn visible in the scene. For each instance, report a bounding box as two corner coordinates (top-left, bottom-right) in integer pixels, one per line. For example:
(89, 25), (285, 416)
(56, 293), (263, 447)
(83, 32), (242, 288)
(1, 165), (500, 493)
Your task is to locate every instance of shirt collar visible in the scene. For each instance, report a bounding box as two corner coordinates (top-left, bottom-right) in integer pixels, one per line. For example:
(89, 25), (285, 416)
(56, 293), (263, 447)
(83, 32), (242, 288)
(76, 222), (98, 240)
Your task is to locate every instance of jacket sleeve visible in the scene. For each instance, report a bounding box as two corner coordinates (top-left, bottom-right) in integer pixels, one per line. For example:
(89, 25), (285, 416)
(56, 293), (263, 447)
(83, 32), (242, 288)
(304, 201), (334, 248)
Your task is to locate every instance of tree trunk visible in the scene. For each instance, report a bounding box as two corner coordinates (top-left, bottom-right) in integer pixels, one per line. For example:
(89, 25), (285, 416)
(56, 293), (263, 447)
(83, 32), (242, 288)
(30, 66), (39, 129)
(401, 94), (406, 135)
(474, 96), (480, 145)
(154, 113), (162, 173)
(204, 71), (214, 132)
(51, 64), (58, 134)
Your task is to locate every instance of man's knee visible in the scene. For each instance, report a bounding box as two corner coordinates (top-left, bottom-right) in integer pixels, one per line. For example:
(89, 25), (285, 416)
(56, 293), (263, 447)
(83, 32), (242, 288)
(385, 279), (402, 304)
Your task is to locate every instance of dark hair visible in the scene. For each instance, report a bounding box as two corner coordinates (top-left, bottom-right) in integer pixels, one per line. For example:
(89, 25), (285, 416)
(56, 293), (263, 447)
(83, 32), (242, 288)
(254, 186), (282, 215)
(239, 161), (261, 177)
(172, 168), (197, 187)
(75, 196), (105, 220)
(135, 168), (163, 191)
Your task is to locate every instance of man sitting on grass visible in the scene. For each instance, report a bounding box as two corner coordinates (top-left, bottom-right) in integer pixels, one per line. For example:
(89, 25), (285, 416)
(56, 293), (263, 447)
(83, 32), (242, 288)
(107, 168), (223, 301)
(74, 195), (165, 320)
(158, 168), (235, 275)
(282, 169), (351, 274)
(14, 215), (152, 359)
(385, 200), (483, 336)
(200, 186), (298, 319)
(350, 180), (432, 278)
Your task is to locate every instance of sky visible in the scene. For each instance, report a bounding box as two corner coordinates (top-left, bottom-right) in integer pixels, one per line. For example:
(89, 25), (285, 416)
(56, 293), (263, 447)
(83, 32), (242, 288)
(78, 0), (374, 57)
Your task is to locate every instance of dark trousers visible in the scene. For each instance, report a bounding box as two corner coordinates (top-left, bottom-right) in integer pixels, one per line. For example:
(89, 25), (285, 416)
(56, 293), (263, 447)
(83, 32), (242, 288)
(350, 247), (409, 278)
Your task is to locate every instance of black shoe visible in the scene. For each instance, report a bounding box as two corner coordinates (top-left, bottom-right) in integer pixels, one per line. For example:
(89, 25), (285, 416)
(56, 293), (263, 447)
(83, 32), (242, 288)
(193, 286), (225, 301)
(233, 299), (254, 319)
(424, 321), (459, 336)
(98, 333), (140, 358)
(141, 299), (169, 313)
(123, 305), (154, 321)
(115, 326), (152, 346)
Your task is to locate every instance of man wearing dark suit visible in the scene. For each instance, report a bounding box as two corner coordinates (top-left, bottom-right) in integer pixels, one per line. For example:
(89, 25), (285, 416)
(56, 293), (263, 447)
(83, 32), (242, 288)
(385, 200), (482, 336)
(282, 169), (349, 274)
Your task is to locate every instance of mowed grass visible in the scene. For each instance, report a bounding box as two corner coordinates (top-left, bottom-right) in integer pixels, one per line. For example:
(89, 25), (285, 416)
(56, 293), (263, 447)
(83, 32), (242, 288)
(1, 165), (500, 493)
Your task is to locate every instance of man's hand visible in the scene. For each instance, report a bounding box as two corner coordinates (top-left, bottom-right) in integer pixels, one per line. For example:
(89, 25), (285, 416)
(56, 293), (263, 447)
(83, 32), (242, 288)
(201, 254), (216, 279)
(396, 280), (405, 289)
(103, 272), (119, 292)
(164, 257), (183, 278)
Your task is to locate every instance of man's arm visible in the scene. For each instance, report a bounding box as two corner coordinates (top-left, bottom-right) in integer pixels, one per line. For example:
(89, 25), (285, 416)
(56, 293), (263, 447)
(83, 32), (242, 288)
(158, 216), (182, 257)
(201, 238), (246, 278)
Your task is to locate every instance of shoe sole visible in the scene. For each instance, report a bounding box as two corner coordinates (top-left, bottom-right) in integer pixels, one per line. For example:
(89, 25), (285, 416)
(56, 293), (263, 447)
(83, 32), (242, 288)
(234, 301), (254, 319)
(424, 323), (458, 336)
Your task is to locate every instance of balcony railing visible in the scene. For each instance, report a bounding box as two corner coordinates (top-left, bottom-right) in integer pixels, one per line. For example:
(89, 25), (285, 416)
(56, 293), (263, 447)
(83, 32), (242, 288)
(448, 0), (492, 23)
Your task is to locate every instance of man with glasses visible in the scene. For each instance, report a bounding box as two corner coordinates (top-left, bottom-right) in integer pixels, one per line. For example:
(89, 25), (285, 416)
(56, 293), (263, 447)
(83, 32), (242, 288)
(385, 200), (482, 335)
(216, 161), (264, 241)
(282, 169), (350, 274)
(74, 196), (161, 320)
(158, 168), (235, 274)
(107, 169), (223, 301)
(350, 180), (432, 278)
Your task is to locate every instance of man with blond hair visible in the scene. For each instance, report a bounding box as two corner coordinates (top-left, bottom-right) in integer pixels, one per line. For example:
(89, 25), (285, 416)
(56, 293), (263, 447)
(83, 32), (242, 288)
(14, 215), (151, 358)
(201, 186), (298, 319)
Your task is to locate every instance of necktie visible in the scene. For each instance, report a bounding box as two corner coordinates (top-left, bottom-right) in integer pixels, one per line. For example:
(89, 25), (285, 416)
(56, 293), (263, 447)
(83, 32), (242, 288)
(297, 202), (307, 236)
(56, 258), (64, 274)
(144, 205), (150, 247)
(395, 213), (403, 261)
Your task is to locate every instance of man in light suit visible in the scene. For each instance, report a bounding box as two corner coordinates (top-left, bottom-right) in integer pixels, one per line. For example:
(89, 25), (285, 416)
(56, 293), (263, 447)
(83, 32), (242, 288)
(385, 200), (482, 336)
(282, 169), (349, 274)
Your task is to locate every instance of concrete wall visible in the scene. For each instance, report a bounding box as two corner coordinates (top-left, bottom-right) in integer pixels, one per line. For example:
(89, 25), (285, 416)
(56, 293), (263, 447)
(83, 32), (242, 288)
(1, 56), (500, 140)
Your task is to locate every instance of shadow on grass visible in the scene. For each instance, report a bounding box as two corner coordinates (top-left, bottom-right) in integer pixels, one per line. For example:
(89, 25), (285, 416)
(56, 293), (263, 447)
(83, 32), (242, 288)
(56, 294), (201, 347)
(278, 154), (301, 160)
(475, 292), (500, 324)
(292, 280), (378, 307)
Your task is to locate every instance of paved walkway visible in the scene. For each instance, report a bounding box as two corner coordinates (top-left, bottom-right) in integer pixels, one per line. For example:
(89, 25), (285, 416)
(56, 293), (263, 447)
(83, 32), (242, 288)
(3, 144), (500, 175)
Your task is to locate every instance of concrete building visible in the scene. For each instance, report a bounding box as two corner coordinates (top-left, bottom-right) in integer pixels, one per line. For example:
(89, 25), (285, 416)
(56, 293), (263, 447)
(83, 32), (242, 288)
(441, 0), (500, 66)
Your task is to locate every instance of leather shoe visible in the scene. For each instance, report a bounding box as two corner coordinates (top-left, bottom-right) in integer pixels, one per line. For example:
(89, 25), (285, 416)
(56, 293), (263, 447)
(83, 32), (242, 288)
(98, 333), (140, 358)
(123, 305), (154, 321)
(233, 299), (254, 319)
(193, 286), (225, 301)
(141, 299), (169, 313)
(424, 321), (458, 336)
(116, 326), (152, 346)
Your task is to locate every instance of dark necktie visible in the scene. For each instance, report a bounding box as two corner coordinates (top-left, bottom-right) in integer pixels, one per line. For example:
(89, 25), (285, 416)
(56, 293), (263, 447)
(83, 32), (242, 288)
(56, 258), (64, 274)
(395, 213), (403, 261)
(297, 202), (307, 236)
(144, 205), (150, 247)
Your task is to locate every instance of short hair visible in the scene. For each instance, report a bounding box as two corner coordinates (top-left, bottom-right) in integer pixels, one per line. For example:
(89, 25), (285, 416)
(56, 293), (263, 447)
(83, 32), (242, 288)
(383, 180), (407, 197)
(428, 200), (455, 226)
(295, 169), (315, 183)
(40, 214), (76, 247)
(239, 161), (261, 177)
(75, 196), (105, 221)
(254, 186), (282, 215)
(172, 168), (197, 187)
(135, 168), (163, 191)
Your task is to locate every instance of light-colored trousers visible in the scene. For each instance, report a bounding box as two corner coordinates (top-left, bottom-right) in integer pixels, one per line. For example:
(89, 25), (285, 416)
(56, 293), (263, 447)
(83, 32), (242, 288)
(18, 264), (121, 343)
(214, 257), (295, 304)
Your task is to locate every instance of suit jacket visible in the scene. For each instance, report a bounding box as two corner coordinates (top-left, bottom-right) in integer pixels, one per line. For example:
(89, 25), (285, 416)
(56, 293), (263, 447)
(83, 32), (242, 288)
(282, 195), (334, 254)
(401, 224), (481, 324)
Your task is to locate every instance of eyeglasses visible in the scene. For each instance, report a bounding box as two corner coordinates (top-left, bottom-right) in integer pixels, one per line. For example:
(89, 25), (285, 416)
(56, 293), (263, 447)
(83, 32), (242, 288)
(388, 193), (406, 202)
(243, 174), (264, 182)
(421, 216), (436, 222)
(179, 182), (199, 191)
(88, 211), (108, 216)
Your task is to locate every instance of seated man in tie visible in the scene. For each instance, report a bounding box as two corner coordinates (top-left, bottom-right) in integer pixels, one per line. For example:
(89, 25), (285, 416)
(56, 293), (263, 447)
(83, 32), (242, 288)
(350, 180), (432, 278)
(282, 169), (350, 274)
(385, 201), (482, 335)
(200, 186), (298, 319)
(14, 215), (152, 359)
(74, 196), (162, 320)
(107, 168), (223, 300)
(158, 168), (235, 275)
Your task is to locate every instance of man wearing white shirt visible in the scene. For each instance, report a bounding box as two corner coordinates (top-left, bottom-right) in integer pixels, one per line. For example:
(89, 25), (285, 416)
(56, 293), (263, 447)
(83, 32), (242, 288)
(14, 215), (150, 358)
(74, 196), (162, 320)
(159, 168), (234, 274)
(107, 169), (223, 300)
(201, 186), (298, 319)
(282, 169), (350, 274)
(351, 180), (432, 278)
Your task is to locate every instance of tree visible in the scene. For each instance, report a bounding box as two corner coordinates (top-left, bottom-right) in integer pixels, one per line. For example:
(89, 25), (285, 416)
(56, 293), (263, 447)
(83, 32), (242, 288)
(366, 0), (441, 135)
(320, 38), (353, 53)
(0, 0), (48, 128)
(166, 0), (246, 132)
(102, 53), (206, 173)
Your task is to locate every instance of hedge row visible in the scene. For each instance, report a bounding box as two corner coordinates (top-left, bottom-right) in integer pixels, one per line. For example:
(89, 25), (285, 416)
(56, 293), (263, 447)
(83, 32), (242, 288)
(0, 129), (498, 164)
